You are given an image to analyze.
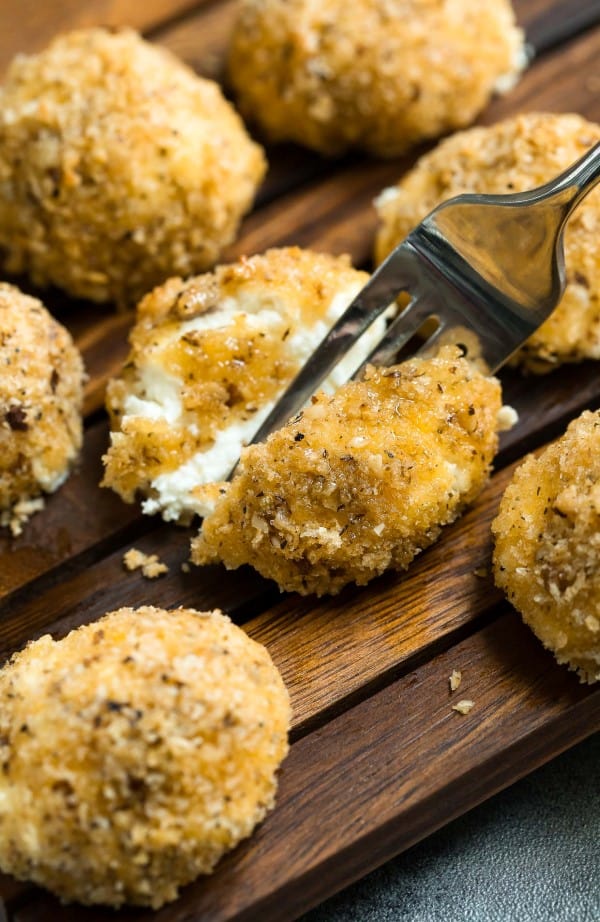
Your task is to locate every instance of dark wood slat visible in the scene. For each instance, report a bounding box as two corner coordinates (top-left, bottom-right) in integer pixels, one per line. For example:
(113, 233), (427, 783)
(0, 523), (274, 663)
(157, 0), (236, 81)
(526, 0), (600, 53)
(0, 0), (207, 74)
(480, 23), (600, 125)
(13, 613), (599, 922)
(497, 361), (600, 466)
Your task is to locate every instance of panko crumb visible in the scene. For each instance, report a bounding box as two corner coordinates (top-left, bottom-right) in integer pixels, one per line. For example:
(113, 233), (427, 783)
(492, 409), (600, 683)
(0, 28), (265, 306)
(123, 547), (169, 579)
(452, 699), (475, 715)
(375, 113), (600, 373)
(497, 405), (519, 431)
(227, 0), (524, 157)
(192, 345), (505, 596)
(0, 283), (84, 531)
(0, 496), (45, 537)
(102, 248), (389, 523)
(0, 606), (291, 907)
(449, 670), (463, 692)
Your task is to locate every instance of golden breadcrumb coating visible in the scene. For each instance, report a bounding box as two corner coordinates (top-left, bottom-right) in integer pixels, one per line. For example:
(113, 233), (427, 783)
(375, 113), (600, 372)
(227, 0), (525, 158)
(192, 346), (508, 596)
(0, 28), (266, 306)
(0, 606), (290, 908)
(492, 411), (600, 684)
(102, 248), (376, 523)
(0, 283), (84, 534)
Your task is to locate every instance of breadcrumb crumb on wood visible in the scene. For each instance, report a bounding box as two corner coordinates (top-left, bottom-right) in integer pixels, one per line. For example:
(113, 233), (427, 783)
(123, 548), (168, 579)
(449, 670), (463, 692)
(0, 497), (45, 536)
(452, 699), (475, 714)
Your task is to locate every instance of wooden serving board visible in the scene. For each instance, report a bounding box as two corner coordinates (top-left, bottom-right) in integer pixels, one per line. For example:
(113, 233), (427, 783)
(0, 1), (599, 919)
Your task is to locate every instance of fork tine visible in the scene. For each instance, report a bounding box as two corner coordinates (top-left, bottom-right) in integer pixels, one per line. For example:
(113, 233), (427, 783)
(353, 292), (439, 373)
(249, 243), (418, 443)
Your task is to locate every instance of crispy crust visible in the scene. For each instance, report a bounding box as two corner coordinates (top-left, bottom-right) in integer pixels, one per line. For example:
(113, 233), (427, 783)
(102, 247), (369, 522)
(492, 410), (600, 684)
(0, 283), (84, 533)
(0, 606), (291, 907)
(375, 112), (600, 372)
(227, 0), (524, 157)
(0, 28), (266, 306)
(191, 346), (505, 595)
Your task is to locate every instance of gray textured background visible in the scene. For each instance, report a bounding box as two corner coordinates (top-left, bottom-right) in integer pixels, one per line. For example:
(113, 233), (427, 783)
(301, 732), (599, 922)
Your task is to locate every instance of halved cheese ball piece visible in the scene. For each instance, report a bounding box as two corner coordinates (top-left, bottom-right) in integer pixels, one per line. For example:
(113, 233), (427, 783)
(192, 346), (512, 595)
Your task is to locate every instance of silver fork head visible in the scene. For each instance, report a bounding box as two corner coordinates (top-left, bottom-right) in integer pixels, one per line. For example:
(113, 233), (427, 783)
(250, 140), (600, 446)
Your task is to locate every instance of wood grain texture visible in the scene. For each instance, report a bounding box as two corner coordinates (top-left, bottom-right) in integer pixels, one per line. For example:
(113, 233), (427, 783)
(12, 614), (600, 922)
(0, 1), (599, 921)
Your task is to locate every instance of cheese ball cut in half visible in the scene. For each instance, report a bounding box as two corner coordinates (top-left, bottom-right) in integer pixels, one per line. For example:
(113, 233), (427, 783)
(0, 283), (84, 535)
(192, 346), (514, 596)
(227, 0), (525, 157)
(0, 606), (291, 908)
(492, 411), (600, 684)
(375, 112), (600, 372)
(0, 28), (266, 306)
(102, 247), (390, 523)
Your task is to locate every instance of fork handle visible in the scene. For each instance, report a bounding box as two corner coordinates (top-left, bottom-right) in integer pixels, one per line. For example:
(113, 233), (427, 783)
(528, 140), (600, 218)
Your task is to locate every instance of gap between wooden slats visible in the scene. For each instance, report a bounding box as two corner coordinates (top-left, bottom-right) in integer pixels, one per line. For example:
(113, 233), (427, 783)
(11, 612), (599, 922)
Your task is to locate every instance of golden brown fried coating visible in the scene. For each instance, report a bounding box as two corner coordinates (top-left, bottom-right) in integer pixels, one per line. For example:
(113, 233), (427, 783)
(227, 0), (525, 158)
(102, 248), (376, 523)
(0, 28), (266, 306)
(0, 283), (84, 534)
(492, 411), (600, 684)
(0, 606), (290, 907)
(375, 112), (600, 372)
(192, 346), (509, 596)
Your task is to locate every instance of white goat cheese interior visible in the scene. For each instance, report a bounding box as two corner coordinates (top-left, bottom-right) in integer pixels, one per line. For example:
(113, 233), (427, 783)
(121, 281), (389, 521)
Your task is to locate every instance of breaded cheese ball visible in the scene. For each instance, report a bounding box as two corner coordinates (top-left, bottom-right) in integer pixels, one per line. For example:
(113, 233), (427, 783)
(102, 247), (390, 523)
(0, 283), (84, 535)
(226, 0), (525, 157)
(0, 28), (266, 306)
(192, 346), (511, 596)
(0, 606), (291, 907)
(375, 112), (600, 372)
(492, 411), (600, 684)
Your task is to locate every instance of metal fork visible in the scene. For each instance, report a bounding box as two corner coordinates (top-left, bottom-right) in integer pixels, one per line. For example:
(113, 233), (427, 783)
(251, 141), (600, 444)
